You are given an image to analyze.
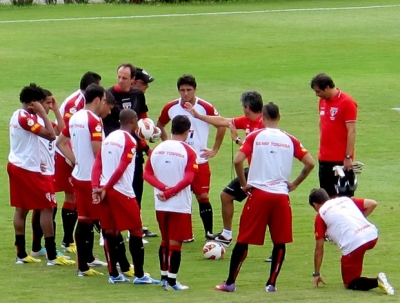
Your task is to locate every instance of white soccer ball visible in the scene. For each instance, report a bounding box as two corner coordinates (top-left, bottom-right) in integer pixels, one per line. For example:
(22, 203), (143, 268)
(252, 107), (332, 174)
(202, 241), (225, 260)
(136, 118), (155, 140)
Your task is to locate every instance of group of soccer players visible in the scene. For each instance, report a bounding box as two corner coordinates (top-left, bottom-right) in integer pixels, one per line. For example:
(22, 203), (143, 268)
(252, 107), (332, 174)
(7, 67), (395, 294)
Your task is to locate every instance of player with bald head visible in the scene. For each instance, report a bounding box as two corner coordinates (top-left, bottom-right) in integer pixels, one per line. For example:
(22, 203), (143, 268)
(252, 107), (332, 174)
(92, 109), (159, 284)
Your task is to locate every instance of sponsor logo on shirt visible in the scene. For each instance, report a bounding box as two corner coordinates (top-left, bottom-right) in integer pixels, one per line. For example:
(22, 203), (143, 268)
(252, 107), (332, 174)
(31, 124), (39, 132)
(92, 133), (102, 137)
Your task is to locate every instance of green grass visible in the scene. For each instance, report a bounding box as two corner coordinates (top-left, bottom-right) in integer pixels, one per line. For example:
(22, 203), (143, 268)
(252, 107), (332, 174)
(1, 1), (400, 302)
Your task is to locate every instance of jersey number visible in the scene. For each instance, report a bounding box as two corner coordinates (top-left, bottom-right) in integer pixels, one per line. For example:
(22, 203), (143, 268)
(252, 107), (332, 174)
(189, 130), (195, 139)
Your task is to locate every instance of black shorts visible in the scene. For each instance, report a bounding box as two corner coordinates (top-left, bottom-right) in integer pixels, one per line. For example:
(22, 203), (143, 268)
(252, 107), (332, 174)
(318, 160), (344, 197)
(222, 167), (249, 202)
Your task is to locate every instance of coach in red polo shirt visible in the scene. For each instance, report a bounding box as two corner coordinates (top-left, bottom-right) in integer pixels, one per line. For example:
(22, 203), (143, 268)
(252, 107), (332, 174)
(310, 73), (358, 197)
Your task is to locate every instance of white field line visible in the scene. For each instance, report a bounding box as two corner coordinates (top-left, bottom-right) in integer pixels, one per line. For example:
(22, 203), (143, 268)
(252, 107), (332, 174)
(0, 4), (399, 24)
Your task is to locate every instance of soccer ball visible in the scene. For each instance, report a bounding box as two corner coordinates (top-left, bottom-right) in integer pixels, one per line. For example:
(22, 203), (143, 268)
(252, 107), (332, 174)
(136, 118), (155, 140)
(202, 241), (225, 260)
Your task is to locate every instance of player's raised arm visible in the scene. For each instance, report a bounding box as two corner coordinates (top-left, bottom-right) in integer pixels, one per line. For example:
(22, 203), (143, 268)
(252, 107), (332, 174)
(184, 101), (232, 127)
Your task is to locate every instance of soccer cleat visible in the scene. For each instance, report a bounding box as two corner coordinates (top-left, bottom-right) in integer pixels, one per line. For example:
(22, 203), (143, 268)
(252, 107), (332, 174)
(165, 282), (189, 291)
(142, 239), (149, 244)
(31, 247), (47, 258)
(266, 285), (277, 292)
(214, 235), (233, 247)
(265, 255), (273, 262)
(133, 275), (160, 285)
(214, 281), (236, 292)
(377, 273), (394, 295)
(87, 258), (107, 267)
(143, 227), (158, 238)
(61, 242), (77, 253)
(56, 250), (71, 260)
(122, 266), (134, 278)
(15, 255), (41, 264)
(206, 232), (219, 240)
(160, 279), (168, 288)
(47, 256), (76, 266)
(108, 274), (130, 284)
(77, 268), (104, 277)
(183, 237), (195, 243)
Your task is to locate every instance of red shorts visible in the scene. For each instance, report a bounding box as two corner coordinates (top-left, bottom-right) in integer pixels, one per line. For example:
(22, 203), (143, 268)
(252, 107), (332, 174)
(237, 188), (292, 245)
(44, 175), (57, 207)
(156, 211), (192, 242)
(7, 163), (54, 210)
(71, 178), (99, 221)
(191, 162), (210, 196)
(99, 188), (142, 233)
(341, 238), (378, 286)
(54, 152), (73, 193)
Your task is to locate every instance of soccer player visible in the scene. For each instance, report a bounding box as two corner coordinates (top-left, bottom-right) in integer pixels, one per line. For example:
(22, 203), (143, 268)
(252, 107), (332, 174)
(105, 63), (159, 242)
(156, 74), (226, 240)
(144, 115), (198, 291)
(91, 109), (160, 285)
(185, 91), (263, 246)
(310, 73), (358, 197)
(57, 84), (114, 276)
(55, 71), (102, 253)
(309, 188), (394, 295)
(8, 83), (74, 266)
(215, 102), (315, 292)
(30, 89), (70, 260)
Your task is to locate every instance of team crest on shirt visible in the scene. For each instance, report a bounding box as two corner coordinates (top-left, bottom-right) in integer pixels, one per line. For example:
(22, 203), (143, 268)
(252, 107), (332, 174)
(45, 192), (51, 201)
(330, 107), (338, 120)
(122, 102), (131, 109)
(69, 107), (77, 114)
(213, 108), (219, 115)
(27, 118), (34, 126)
(95, 124), (102, 132)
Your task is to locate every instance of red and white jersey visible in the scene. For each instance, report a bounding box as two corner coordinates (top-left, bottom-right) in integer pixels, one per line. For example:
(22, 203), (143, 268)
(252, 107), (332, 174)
(158, 97), (219, 164)
(149, 140), (197, 214)
(56, 89), (85, 158)
(62, 109), (103, 181)
(8, 109), (43, 172)
(37, 117), (56, 176)
(100, 130), (137, 197)
(231, 114), (263, 136)
(314, 197), (378, 255)
(239, 128), (309, 194)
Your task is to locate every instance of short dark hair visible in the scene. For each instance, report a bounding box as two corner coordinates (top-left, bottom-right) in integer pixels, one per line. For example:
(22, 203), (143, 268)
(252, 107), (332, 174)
(171, 115), (191, 135)
(42, 88), (53, 97)
(119, 109), (137, 126)
(117, 63), (136, 79)
(308, 188), (330, 207)
(80, 71), (102, 91)
(310, 73), (335, 90)
(241, 91), (263, 113)
(19, 83), (46, 104)
(262, 102), (279, 120)
(177, 74), (197, 89)
(84, 84), (105, 105)
(105, 91), (116, 106)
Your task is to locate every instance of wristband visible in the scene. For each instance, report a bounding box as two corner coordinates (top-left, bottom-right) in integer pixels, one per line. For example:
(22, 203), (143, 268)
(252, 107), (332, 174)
(312, 272), (320, 277)
(235, 137), (241, 145)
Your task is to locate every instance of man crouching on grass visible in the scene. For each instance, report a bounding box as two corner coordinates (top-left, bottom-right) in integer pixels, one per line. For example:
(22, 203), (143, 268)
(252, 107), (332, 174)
(309, 188), (394, 295)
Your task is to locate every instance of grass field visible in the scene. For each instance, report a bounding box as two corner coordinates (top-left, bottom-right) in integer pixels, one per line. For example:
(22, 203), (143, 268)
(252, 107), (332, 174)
(1, 1), (400, 302)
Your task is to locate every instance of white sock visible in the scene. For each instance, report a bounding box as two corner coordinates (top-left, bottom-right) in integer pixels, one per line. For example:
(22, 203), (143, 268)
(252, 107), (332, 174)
(221, 229), (232, 239)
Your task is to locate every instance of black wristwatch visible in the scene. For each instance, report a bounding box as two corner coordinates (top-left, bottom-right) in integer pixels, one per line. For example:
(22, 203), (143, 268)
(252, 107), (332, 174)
(345, 154), (351, 159)
(235, 137), (241, 145)
(312, 272), (320, 277)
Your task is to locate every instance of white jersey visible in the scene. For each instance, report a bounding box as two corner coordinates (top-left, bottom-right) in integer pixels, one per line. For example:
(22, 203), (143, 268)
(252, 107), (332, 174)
(158, 97), (219, 164)
(149, 140), (197, 214)
(240, 128), (309, 194)
(56, 89), (85, 157)
(100, 130), (137, 197)
(319, 197), (378, 255)
(62, 109), (103, 181)
(37, 117), (55, 176)
(8, 109), (43, 172)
